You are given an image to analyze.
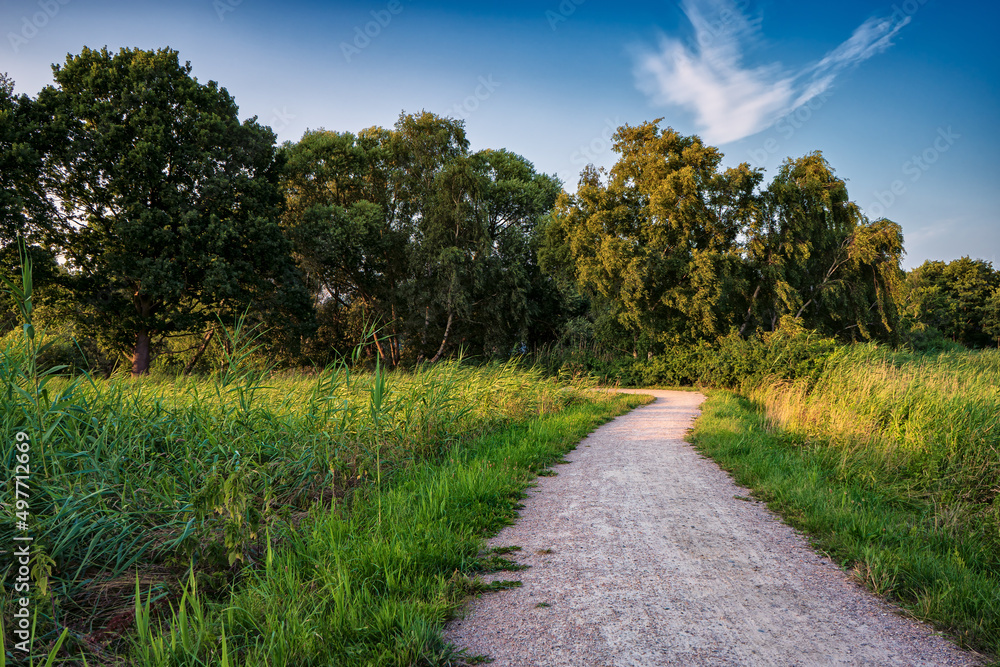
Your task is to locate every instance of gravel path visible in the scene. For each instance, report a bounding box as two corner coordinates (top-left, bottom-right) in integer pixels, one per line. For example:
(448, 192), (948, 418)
(445, 390), (983, 666)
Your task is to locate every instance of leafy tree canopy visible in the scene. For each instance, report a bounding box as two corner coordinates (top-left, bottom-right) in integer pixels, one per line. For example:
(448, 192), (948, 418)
(746, 152), (904, 341)
(541, 121), (904, 352)
(281, 112), (563, 364)
(36, 47), (311, 375)
(903, 256), (1000, 348)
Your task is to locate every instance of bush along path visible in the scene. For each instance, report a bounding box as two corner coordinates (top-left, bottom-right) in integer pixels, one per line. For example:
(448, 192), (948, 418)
(446, 390), (983, 666)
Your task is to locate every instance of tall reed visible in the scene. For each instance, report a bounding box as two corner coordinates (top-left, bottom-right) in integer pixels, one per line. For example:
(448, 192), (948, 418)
(1, 282), (596, 663)
(747, 344), (1000, 512)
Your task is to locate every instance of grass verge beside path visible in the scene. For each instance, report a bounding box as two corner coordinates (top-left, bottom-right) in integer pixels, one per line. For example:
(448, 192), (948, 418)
(131, 389), (650, 666)
(691, 391), (999, 665)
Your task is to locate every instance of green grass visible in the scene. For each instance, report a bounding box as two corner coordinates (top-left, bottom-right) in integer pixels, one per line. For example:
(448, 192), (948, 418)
(692, 378), (1000, 663)
(0, 317), (646, 664)
(747, 345), (1000, 505)
(192, 393), (644, 666)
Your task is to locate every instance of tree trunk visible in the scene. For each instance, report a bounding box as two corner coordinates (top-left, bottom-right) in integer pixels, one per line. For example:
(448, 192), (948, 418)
(739, 284), (762, 336)
(132, 328), (151, 376)
(429, 311), (453, 363)
(183, 326), (215, 376)
(421, 306), (430, 346)
(132, 291), (154, 377)
(390, 305), (400, 367)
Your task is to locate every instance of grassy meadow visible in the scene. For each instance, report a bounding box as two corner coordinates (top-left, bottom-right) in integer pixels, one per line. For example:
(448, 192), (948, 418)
(0, 329), (646, 665)
(691, 345), (1000, 661)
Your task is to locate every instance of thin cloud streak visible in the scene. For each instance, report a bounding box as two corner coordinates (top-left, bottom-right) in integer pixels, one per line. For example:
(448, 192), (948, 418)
(634, 1), (911, 145)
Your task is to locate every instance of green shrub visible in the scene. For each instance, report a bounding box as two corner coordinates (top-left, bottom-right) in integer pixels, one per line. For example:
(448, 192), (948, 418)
(544, 317), (840, 389)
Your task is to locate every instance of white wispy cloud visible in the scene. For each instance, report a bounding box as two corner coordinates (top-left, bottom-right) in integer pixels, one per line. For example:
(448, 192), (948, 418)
(633, 1), (911, 144)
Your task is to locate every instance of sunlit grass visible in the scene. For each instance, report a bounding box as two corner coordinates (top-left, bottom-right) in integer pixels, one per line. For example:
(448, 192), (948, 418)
(692, 346), (1000, 662)
(748, 345), (1000, 511)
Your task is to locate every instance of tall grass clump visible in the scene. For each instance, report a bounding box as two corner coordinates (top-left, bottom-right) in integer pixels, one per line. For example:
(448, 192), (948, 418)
(751, 344), (1000, 509)
(183, 390), (644, 666)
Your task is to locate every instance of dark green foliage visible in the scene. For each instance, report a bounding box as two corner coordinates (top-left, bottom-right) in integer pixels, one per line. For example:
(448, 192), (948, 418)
(0, 74), (65, 336)
(984, 289), (1000, 348)
(281, 124), (409, 367)
(746, 153), (904, 341)
(0, 73), (54, 247)
(532, 317), (839, 389)
(282, 115), (565, 365)
(903, 257), (1000, 348)
(35, 47), (312, 375)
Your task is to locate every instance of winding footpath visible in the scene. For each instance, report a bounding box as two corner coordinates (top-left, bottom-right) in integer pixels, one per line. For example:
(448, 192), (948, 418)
(445, 390), (981, 666)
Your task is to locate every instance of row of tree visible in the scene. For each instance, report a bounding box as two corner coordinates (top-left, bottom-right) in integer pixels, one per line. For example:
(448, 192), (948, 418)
(539, 122), (907, 355)
(1, 47), (570, 374)
(1, 47), (995, 377)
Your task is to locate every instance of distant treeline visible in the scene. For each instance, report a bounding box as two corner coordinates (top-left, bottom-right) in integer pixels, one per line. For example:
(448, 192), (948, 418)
(2, 47), (998, 376)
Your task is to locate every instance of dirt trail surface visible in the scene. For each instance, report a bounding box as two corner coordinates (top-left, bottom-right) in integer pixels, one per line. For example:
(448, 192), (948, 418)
(445, 389), (982, 666)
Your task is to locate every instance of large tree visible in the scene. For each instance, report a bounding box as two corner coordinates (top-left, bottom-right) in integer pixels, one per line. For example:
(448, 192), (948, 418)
(36, 47), (310, 375)
(281, 112), (562, 364)
(385, 112), (471, 362)
(280, 126), (406, 363)
(744, 152), (904, 341)
(540, 121), (759, 351)
(542, 124), (905, 348)
(465, 148), (562, 355)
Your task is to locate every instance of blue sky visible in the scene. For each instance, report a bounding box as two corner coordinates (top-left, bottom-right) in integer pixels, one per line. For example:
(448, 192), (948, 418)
(2, 0), (997, 269)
